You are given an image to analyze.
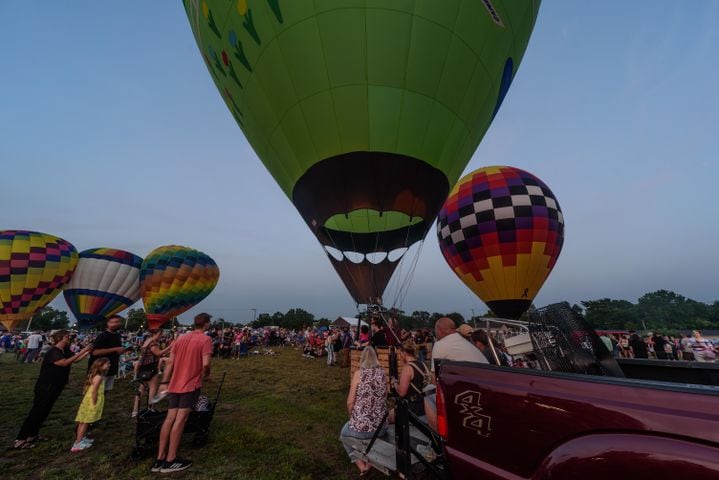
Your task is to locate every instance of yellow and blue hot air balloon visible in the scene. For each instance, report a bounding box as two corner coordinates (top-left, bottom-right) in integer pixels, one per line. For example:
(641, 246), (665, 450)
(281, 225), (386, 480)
(184, 0), (541, 304)
(0, 230), (78, 331)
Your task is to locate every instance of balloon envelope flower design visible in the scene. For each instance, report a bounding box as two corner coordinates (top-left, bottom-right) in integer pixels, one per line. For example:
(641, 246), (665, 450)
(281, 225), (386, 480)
(140, 245), (220, 329)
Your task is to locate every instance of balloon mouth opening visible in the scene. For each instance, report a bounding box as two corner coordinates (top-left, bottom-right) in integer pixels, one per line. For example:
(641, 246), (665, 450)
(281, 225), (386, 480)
(146, 314), (170, 330)
(323, 210), (424, 234)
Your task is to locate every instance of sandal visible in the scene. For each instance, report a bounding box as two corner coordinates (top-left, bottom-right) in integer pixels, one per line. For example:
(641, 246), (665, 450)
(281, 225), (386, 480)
(12, 440), (35, 450)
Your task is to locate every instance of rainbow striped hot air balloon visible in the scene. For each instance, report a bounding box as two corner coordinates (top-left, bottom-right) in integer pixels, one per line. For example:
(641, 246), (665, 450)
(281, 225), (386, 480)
(437, 166), (564, 319)
(140, 246), (220, 329)
(63, 248), (143, 330)
(0, 230), (78, 331)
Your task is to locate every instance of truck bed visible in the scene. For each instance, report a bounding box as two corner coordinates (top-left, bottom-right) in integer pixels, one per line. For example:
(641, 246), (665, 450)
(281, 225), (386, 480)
(439, 361), (719, 479)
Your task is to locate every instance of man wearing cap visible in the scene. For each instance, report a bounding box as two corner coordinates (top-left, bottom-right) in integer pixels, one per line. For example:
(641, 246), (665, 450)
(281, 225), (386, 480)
(457, 324), (474, 340)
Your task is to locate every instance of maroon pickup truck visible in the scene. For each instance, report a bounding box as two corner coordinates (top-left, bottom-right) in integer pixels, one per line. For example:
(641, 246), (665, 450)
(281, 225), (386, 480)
(359, 304), (719, 480)
(436, 360), (719, 479)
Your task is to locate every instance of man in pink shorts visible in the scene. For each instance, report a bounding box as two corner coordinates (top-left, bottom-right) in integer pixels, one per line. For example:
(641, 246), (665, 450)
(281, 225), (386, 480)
(151, 313), (212, 474)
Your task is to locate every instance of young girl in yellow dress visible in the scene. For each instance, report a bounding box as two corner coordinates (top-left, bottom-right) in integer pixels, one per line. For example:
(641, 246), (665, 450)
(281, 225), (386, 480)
(71, 357), (110, 452)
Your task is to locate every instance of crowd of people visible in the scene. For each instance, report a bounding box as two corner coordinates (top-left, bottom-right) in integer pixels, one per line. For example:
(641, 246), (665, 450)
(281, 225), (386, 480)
(6, 313), (215, 474)
(4, 317), (717, 477)
(335, 316), (530, 476)
(600, 330), (718, 362)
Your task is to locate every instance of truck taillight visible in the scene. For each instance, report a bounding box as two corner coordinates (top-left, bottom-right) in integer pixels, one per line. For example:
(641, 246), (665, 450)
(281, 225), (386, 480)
(436, 383), (448, 440)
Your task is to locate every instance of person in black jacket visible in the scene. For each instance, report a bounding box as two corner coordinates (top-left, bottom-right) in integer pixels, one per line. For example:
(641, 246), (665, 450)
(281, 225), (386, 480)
(13, 330), (91, 449)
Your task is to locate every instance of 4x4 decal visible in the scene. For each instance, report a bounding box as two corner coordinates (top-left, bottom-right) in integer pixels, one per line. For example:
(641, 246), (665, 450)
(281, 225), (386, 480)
(455, 390), (492, 437)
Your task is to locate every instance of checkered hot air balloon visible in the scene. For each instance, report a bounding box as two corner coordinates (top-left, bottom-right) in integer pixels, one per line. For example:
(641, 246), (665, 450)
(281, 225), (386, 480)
(183, 0), (541, 305)
(140, 246), (220, 329)
(63, 248), (143, 331)
(437, 166), (564, 319)
(0, 230), (78, 331)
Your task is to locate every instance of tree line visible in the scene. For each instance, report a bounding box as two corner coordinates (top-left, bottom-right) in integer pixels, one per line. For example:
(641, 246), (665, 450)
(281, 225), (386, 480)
(578, 290), (719, 332)
(13, 290), (717, 334)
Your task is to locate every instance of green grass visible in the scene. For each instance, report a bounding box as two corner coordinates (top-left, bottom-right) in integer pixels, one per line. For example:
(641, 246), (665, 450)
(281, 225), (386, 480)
(0, 349), (363, 479)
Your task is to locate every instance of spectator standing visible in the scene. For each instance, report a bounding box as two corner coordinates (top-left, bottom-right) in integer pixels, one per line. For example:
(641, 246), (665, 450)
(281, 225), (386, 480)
(14, 330), (91, 449)
(24, 331), (43, 363)
(628, 331), (648, 359)
(653, 332), (668, 360)
(0, 330), (12, 356)
(390, 340), (430, 417)
(340, 327), (352, 368)
(689, 330), (717, 363)
(151, 313), (213, 474)
(370, 320), (387, 348)
(88, 316), (125, 391)
(72, 358), (110, 452)
(325, 331), (336, 366)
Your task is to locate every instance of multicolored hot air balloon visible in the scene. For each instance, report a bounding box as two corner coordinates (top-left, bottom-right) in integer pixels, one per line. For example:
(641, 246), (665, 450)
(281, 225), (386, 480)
(184, 0), (540, 304)
(140, 246), (220, 329)
(63, 248), (143, 330)
(0, 230), (78, 331)
(437, 166), (564, 319)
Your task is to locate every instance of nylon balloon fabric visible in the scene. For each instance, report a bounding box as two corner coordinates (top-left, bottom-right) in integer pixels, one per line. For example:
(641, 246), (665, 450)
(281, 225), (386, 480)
(437, 166), (564, 319)
(0, 230), (78, 330)
(183, 0), (541, 304)
(63, 248), (143, 330)
(140, 246), (219, 329)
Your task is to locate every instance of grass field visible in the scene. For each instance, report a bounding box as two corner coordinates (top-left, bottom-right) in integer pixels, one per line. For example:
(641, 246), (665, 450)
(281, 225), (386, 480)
(0, 348), (364, 480)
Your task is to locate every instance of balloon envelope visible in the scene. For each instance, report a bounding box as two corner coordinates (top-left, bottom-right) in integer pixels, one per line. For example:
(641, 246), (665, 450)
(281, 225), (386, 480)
(437, 166), (564, 319)
(184, 0), (540, 304)
(0, 230), (78, 330)
(63, 248), (143, 330)
(140, 246), (220, 329)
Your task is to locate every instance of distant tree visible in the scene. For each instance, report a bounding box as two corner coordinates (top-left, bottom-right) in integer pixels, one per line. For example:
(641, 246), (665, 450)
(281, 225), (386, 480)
(316, 317), (331, 328)
(126, 308), (147, 331)
(581, 298), (638, 330)
(29, 306), (69, 331)
(251, 312), (274, 328)
(271, 311), (285, 326)
(445, 312), (465, 325)
(283, 308), (314, 330)
(409, 311), (431, 329)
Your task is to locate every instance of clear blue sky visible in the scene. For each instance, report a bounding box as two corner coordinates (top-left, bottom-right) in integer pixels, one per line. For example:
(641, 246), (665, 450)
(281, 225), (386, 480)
(1, 2), (718, 322)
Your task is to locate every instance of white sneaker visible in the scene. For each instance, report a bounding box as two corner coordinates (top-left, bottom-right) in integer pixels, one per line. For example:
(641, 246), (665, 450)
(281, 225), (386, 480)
(71, 439), (90, 452)
(150, 390), (168, 404)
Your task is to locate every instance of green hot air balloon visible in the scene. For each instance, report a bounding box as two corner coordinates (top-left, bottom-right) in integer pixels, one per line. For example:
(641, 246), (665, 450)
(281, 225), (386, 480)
(184, 0), (540, 304)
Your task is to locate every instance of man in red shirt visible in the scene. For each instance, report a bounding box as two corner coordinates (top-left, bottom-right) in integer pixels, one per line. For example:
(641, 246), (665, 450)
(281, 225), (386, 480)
(152, 313), (212, 474)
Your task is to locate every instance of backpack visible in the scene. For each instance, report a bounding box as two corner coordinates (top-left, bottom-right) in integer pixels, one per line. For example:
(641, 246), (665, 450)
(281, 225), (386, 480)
(408, 361), (431, 396)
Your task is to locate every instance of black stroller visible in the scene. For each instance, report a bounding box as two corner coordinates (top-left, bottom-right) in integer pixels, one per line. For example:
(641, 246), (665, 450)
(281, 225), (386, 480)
(131, 373), (226, 459)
